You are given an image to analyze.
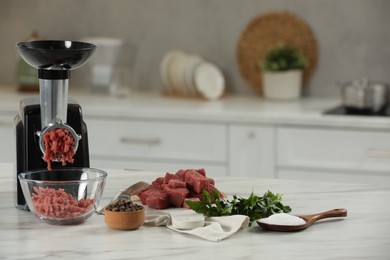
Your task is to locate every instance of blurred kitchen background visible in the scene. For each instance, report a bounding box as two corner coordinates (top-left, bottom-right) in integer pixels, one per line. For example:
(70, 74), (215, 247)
(0, 0), (389, 97)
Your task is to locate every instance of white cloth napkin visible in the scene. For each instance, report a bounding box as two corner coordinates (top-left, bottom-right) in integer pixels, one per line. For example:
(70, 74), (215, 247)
(144, 208), (250, 242)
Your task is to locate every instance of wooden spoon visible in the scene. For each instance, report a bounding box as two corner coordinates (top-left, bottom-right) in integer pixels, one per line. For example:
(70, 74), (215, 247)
(256, 208), (347, 232)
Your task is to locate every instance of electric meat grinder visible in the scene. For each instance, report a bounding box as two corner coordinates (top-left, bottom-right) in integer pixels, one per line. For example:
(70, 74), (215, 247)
(15, 40), (96, 210)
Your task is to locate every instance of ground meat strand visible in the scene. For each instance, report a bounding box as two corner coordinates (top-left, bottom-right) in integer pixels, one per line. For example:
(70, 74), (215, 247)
(31, 186), (95, 218)
(43, 128), (76, 170)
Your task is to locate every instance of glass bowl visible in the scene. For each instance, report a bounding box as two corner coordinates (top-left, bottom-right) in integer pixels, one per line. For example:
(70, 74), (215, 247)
(18, 167), (107, 225)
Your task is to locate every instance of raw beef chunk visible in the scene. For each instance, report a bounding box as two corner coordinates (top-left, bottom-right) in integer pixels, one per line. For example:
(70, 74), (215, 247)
(165, 187), (190, 208)
(163, 172), (181, 184)
(146, 192), (170, 209)
(174, 169), (187, 179)
(137, 187), (162, 205)
(137, 168), (222, 210)
(152, 180), (161, 189)
(185, 170), (210, 194)
(168, 179), (187, 189)
(196, 168), (206, 176)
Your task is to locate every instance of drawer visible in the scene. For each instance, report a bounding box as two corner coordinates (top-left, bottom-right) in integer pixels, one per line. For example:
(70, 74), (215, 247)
(278, 169), (390, 185)
(90, 157), (227, 177)
(86, 118), (227, 162)
(228, 124), (274, 178)
(0, 114), (16, 163)
(0, 114), (15, 128)
(277, 127), (390, 173)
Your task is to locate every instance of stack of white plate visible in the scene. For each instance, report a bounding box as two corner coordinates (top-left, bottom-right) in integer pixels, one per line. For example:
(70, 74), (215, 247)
(160, 50), (225, 100)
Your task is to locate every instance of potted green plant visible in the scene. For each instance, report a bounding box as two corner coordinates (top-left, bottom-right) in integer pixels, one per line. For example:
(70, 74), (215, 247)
(261, 44), (307, 100)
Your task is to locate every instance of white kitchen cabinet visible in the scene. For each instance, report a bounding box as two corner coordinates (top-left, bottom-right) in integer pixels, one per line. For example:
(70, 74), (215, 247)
(278, 169), (390, 184)
(2, 88), (390, 183)
(0, 114), (16, 163)
(90, 157), (227, 177)
(85, 117), (228, 177)
(276, 126), (390, 183)
(228, 124), (274, 178)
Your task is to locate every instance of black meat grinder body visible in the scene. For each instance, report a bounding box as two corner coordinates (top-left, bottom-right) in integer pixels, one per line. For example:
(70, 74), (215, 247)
(15, 40), (96, 210)
(15, 99), (90, 209)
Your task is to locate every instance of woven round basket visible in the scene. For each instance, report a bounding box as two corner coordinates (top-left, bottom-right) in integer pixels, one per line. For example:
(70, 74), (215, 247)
(236, 11), (318, 95)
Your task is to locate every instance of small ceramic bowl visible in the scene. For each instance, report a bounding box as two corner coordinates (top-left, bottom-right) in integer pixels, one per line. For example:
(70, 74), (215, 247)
(104, 207), (145, 230)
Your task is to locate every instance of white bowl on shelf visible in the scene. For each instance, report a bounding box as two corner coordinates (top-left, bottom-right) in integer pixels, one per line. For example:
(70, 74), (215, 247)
(194, 61), (225, 100)
(160, 50), (183, 94)
(184, 55), (203, 96)
(160, 50), (225, 100)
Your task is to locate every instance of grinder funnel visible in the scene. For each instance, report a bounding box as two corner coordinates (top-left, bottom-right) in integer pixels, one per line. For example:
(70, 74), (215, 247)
(17, 40), (96, 72)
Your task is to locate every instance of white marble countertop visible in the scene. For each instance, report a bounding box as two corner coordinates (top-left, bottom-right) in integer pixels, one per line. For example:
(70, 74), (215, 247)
(1, 86), (390, 130)
(1, 163), (389, 259)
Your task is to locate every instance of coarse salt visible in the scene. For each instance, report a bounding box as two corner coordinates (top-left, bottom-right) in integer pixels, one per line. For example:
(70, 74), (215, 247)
(260, 213), (306, 226)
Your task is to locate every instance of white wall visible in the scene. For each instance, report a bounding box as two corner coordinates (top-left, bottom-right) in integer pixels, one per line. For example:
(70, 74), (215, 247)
(1, 0), (389, 97)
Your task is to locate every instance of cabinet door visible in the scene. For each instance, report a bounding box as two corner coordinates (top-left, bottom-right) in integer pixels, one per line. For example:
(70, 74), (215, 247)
(278, 169), (390, 185)
(86, 118), (226, 163)
(277, 127), (390, 173)
(0, 114), (15, 163)
(85, 117), (228, 176)
(228, 124), (274, 178)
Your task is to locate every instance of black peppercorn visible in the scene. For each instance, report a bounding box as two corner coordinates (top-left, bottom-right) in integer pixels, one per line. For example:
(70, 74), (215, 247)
(106, 199), (144, 212)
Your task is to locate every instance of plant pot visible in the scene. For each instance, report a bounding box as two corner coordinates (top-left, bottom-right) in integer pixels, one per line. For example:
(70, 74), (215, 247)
(262, 70), (303, 100)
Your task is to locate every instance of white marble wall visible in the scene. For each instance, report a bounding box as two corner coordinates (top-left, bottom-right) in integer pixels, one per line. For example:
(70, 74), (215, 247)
(1, 0), (389, 97)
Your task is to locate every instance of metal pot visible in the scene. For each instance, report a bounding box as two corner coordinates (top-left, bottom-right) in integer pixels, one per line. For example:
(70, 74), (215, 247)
(339, 78), (389, 113)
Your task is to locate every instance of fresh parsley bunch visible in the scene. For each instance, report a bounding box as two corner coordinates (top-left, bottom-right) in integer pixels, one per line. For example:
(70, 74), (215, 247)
(186, 190), (291, 225)
(230, 191), (291, 222)
(186, 190), (232, 217)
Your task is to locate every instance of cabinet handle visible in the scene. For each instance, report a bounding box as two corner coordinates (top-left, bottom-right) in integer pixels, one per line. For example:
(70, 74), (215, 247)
(119, 137), (161, 146)
(366, 149), (390, 158)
